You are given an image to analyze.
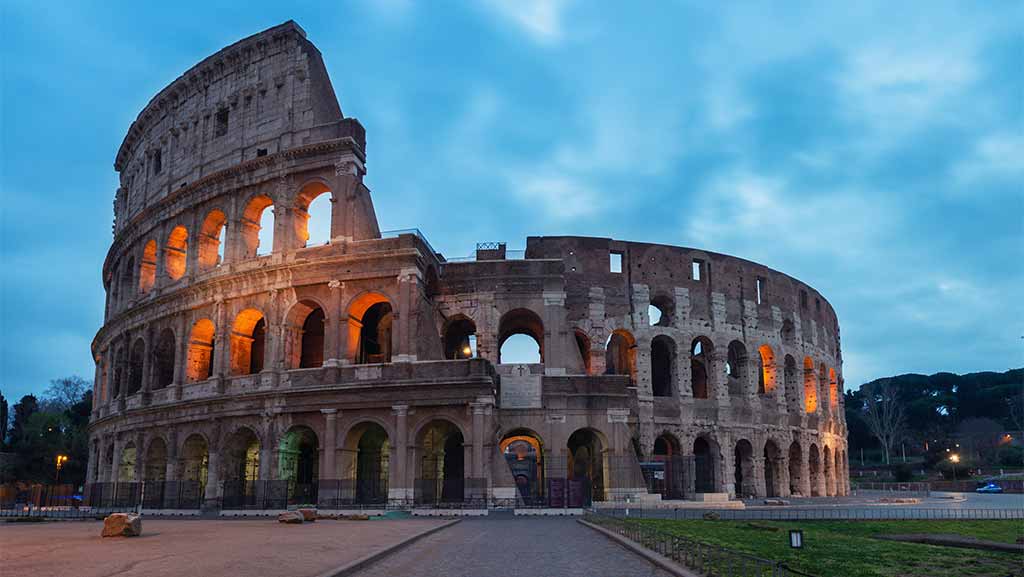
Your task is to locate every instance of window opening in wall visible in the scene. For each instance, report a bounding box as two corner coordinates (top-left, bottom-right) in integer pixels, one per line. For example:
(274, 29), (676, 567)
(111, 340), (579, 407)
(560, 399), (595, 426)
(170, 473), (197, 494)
(692, 260), (702, 281)
(800, 290), (808, 309)
(153, 149), (162, 175)
(648, 305), (662, 326)
(443, 317), (477, 360)
(500, 334), (541, 364)
(609, 252), (622, 273)
(756, 277), (765, 304)
(816, 298), (821, 313)
(257, 148), (268, 157)
(257, 206), (274, 256)
(305, 192), (332, 246)
(215, 108), (229, 137)
(217, 224), (226, 265)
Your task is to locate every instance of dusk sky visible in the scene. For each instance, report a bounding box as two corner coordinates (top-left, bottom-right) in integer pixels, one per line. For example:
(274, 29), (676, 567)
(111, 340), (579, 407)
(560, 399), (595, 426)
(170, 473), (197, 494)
(1, 1), (1021, 403)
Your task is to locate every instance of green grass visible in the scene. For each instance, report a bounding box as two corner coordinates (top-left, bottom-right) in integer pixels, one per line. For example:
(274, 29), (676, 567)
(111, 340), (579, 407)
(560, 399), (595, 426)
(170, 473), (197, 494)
(632, 519), (1024, 577)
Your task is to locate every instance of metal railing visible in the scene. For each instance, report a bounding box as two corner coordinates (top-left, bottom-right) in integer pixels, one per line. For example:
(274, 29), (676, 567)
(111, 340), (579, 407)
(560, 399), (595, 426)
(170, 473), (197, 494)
(852, 481), (931, 497)
(599, 506), (1024, 521)
(585, 510), (817, 577)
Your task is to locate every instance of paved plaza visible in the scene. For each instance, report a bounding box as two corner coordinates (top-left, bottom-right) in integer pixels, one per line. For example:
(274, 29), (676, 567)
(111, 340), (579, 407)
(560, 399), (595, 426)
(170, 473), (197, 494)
(0, 518), (447, 577)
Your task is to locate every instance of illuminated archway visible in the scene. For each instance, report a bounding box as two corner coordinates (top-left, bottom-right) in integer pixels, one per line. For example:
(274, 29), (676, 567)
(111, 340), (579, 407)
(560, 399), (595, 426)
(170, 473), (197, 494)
(165, 226), (188, 280)
(285, 300), (325, 369)
(295, 181), (333, 247)
(241, 195), (274, 257)
(198, 209), (227, 270)
(803, 357), (818, 413)
(187, 319), (215, 382)
(758, 345), (776, 395)
(443, 316), (477, 360)
(691, 337), (714, 399)
(139, 239), (157, 293)
(230, 309), (266, 375)
(605, 330), (636, 379)
(501, 429), (545, 503)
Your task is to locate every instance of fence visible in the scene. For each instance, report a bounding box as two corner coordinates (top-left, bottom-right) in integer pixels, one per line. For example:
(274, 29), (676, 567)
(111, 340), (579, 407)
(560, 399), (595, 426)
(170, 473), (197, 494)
(412, 477), (489, 508)
(505, 455), (649, 509)
(585, 510), (817, 577)
(852, 482), (931, 497)
(598, 506), (1024, 521)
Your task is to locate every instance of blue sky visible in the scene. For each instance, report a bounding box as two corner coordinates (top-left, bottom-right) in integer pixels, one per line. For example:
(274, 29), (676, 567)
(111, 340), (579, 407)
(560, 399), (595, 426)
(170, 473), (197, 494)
(1, 1), (1021, 403)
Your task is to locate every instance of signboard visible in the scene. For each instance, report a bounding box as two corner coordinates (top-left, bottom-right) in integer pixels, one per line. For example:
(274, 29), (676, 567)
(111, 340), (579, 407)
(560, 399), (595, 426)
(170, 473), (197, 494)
(501, 364), (542, 409)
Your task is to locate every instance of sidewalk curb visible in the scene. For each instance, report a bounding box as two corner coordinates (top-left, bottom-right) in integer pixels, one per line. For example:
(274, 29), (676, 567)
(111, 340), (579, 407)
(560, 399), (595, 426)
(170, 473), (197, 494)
(577, 519), (701, 577)
(317, 518), (461, 577)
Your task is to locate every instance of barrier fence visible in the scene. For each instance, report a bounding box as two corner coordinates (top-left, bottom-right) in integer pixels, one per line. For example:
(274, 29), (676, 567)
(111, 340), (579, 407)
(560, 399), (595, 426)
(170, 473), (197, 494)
(599, 506), (1024, 521)
(851, 482), (931, 497)
(584, 510), (818, 577)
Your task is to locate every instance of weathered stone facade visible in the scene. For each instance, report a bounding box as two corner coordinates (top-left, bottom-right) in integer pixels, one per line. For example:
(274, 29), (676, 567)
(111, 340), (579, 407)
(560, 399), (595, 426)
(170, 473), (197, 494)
(89, 21), (849, 507)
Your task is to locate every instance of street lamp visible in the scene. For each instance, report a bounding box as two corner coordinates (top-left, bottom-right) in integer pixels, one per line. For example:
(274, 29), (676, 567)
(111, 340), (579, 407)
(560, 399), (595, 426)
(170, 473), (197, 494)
(949, 453), (960, 480)
(55, 454), (69, 484)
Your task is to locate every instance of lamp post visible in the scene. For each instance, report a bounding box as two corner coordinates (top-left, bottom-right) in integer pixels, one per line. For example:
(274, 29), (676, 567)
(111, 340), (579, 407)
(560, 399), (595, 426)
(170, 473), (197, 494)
(55, 454), (69, 484)
(949, 453), (960, 481)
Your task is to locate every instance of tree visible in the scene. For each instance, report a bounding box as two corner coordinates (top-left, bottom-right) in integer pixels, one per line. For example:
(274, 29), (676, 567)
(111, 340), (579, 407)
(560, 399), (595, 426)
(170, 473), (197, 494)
(862, 379), (905, 465)
(9, 395), (39, 445)
(0, 392), (8, 449)
(43, 376), (91, 413)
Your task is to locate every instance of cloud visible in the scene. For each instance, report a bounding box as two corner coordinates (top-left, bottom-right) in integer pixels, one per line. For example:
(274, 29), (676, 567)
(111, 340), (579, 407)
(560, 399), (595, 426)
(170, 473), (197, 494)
(481, 0), (572, 44)
(952, 132), (1024, 185)
(508, 172), (601, 220)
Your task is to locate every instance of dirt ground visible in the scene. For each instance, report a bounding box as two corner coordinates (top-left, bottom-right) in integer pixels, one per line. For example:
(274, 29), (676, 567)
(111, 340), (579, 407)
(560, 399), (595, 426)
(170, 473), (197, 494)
(0, 517), (447, 577)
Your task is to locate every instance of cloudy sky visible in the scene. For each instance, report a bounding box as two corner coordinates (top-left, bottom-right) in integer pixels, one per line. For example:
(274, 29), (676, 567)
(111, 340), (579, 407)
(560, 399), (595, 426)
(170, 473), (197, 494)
(2, 1), (1021, 403)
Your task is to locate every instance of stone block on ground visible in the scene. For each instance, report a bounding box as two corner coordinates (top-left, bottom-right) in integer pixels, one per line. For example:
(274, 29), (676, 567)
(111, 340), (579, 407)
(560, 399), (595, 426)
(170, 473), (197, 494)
(346, 513), (370, 521)
(298, 508), (317, 522)
(278, 511), (304, 524)
(763, 498), (790, 506)
(102, 513), (142, 537)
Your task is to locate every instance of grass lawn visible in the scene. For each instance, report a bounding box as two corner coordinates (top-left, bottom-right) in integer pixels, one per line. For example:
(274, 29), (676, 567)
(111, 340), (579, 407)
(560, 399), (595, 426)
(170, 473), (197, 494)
(633, 519), (1024, 577)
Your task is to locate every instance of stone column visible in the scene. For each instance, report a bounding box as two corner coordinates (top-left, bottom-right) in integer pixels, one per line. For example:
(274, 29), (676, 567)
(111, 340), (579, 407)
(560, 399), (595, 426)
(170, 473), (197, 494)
(141, 324), (153, 405)
(720, 437), (735, 496)
(778, 454), (791, 498)
(799, 448), (812, 497)
(321, 409), (338, 479)
(134, 432), (146, 482)
(390, 405), (409, 502)
(393, 269), (417, 362)
(214, 299), (230, 378)
(324, 280), (344, 376)
(752, 456), (767, 498)
(471, 402), (485, 479)
(259, 418), (276, 481)
(110, 435), (123, 483)
(204, 450), (221, 508)
(710, 351), (730, 406)
(165, 431), (179, 482)
(172, 314), (188, 393)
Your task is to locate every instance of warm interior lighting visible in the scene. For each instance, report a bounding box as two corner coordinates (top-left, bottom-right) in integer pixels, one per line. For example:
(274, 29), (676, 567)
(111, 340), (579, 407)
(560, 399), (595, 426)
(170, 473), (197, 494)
(950, 454), (960, 463)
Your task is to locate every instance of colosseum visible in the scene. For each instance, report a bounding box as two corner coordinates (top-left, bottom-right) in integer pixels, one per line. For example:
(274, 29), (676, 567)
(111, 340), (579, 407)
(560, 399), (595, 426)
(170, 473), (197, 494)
(87, 21), (849, 512)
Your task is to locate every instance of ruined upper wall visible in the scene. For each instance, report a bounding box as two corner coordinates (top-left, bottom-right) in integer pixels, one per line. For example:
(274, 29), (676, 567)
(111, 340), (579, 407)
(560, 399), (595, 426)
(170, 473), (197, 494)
(113, 21), (353, 230)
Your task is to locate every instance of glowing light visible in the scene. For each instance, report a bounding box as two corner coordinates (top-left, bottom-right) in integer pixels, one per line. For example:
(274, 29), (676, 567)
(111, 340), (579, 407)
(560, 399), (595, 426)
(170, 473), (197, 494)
(949, 454), (960, 463)
(462, 345), (473, 357)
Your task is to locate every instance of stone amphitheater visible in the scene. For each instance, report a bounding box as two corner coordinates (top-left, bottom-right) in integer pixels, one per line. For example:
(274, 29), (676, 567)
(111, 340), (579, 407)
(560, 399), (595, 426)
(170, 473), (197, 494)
(87, 21), (849, 511)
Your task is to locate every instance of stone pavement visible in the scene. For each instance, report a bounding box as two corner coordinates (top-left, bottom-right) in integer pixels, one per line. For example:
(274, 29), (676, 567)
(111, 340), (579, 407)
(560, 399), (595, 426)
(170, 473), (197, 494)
(351, 514), (673, 577)
(0, 518), (447, 577)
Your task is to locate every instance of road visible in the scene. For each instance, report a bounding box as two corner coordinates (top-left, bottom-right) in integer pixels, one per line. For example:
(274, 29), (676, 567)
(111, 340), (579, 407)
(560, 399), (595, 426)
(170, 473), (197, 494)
(351, 514), (673, 577)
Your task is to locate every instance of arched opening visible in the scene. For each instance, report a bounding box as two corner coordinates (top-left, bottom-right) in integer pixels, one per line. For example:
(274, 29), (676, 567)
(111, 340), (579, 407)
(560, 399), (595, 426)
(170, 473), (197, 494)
(758, 345), (776, 395)
(823, 445), (835, 496)
(153, 328), (175, 389)
(829, 367), (839, 410)
(230, 309), (266, 375)
(181, 434), (209, 496)
(165, 226), (188, 280)
(574, 329), (592, 375)
(808, 443), (821, 497)
(652, 433), (684, 499)
(567, 428), (606, 505)
(120, 259), (134, 305)
(296, 183), (333, 247)
(764, 440), (782, 498)
(111, 345), (124, 398)
(145, 438), (167, 481)
(187, 319), (215, 382)
(279, 426), (319, 502)
(127, 338), (145, 395)
(285, 300), (325, 369)
(788, 442), (803, 496)
(443, 316), (477, 360)
(118, 442), (137, 482)
(500, 430), (544, 504)
(804, 357), (818, 413)
(651, 335), (676, 397)
(241, 195), (274, 257)
(198, 209), (227, 270)
(733, 439), (755, 498)
(359, 302), (393, 364)
(648, 294), (673, 327)
(784, 355), (799, 412)
(726, 341), (747, 396)
(223, 428), (261, 483)
(691, 337), (713, 399)
(605, 330), (636, 379)
(416, 420), (465, 504)
(139, 240), (157, 293)
(343, 422), (390, 504)
(694, 436), (718, 493)
(498, 308), (544, 364)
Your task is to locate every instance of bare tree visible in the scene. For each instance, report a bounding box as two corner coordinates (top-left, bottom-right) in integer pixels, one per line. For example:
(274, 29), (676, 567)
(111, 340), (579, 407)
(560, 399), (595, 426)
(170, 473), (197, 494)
(862, 379), (905, 465)
(43, 376), (91, 412)
(1008, 390), (1024, 432)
